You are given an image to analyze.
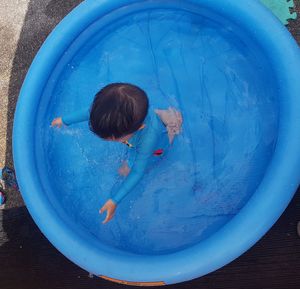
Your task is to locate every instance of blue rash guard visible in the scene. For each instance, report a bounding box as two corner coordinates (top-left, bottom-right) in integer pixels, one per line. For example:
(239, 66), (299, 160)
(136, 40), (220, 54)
(62, 108), (169, 204)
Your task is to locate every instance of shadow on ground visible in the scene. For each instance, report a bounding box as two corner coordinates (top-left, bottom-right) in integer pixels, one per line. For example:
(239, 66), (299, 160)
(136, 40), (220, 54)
(1, 0), (300, 288)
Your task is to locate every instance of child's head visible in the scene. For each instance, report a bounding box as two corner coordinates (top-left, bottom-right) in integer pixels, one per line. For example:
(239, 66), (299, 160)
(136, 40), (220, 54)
(89, 83), (149, 141)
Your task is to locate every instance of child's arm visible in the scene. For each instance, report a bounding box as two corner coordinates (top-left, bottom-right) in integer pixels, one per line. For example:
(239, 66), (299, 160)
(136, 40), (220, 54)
(100, 114), (161, 223)
(51, 107), (90, 127)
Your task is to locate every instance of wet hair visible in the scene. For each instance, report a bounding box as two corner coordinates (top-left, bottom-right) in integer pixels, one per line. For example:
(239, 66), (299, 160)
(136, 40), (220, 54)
(89, 83), (149, 139)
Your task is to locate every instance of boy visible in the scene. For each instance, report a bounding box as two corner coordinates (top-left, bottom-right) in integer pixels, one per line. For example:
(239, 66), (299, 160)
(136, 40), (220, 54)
(52, 83), (182, 223)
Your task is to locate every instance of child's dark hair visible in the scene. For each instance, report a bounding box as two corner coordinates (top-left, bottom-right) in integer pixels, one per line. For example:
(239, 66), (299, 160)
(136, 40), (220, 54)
(89, 83), (149, 139)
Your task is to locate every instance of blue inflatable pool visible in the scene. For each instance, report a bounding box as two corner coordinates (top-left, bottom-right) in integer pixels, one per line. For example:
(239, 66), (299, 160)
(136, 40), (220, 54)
(13, 0), (300, 285)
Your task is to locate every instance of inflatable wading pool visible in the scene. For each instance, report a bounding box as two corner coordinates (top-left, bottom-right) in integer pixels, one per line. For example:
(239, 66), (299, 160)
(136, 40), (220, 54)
(13, 0), (300, 285)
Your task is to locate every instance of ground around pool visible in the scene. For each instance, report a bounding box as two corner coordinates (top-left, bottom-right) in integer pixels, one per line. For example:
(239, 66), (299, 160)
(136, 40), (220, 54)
(0, 0), (300, 288)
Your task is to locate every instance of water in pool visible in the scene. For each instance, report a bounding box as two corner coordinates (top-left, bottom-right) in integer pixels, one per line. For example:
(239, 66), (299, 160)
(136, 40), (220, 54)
(39, 8), (278, 254)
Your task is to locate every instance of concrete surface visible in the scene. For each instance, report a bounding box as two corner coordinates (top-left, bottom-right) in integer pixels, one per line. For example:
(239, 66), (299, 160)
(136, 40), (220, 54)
(0, 0), (83, 208)
(0, 0), (28, 169)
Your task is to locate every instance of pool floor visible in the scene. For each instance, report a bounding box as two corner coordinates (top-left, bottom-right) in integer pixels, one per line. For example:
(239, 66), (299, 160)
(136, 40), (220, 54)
(38, 8), (278, 254)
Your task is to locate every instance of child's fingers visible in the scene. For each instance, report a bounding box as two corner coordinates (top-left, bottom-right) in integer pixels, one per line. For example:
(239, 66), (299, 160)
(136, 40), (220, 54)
(51, 121), (59, 127)
(99, 203), (108, 214)
(102, 214), (109, 224)
(102, 212), (114, 224)
(99, 206), (105, 214)
(51, 118), (63, 128)
(176, 111), (183, 123)
(102, 216), (109, 224)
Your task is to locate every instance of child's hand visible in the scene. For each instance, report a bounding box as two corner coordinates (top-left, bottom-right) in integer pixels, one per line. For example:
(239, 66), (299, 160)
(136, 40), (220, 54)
(155, 108), (183, 144)
(100, 199), (117, 224)
(51, 117), (64, 128)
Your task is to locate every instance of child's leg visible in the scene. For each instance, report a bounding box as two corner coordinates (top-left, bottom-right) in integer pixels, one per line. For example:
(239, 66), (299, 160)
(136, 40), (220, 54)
(118, 161), (131, 177)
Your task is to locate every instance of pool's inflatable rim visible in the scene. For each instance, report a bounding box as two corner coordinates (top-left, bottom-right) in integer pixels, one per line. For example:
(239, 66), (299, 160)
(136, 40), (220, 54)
(13, 0), (300, 285)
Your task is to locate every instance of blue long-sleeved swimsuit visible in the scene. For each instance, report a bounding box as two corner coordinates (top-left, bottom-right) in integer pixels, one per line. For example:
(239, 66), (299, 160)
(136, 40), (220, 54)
(62, 107), (169, 204)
